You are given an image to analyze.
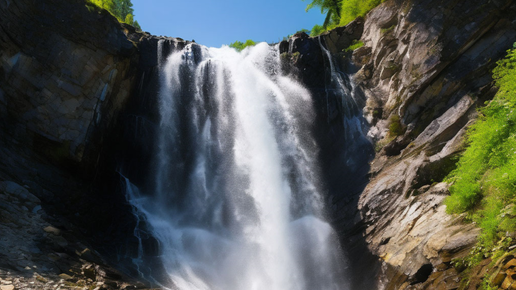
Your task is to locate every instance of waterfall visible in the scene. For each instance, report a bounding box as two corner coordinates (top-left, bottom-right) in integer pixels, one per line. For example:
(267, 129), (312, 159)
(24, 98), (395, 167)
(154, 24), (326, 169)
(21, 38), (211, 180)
(126, 42), (350, 290)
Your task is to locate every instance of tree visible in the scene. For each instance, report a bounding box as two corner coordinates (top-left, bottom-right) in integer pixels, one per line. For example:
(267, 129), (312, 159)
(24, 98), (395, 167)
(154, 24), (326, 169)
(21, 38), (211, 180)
(87, 0), (140, 30)
(304, 0), (384, 33)
(133, 20), (141, 30)
(91, 0), (115, 12)
(304, 0), (341, 28)
(113, 0), (134, 21)
(124, 14), (134, 25)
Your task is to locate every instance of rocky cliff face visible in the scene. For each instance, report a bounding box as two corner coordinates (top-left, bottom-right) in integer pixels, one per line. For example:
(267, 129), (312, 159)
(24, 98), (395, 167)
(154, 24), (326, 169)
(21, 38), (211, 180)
(0, 0), (137, 164)
(357, 0), (516, 288)
(0, 0), (206, 288)
(284, 0), (516, 288)
(0, 0), (156, 288)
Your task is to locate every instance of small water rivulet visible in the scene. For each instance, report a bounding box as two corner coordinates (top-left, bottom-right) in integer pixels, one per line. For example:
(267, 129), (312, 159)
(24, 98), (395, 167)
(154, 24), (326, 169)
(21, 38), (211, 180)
(125, 42), (350, 290)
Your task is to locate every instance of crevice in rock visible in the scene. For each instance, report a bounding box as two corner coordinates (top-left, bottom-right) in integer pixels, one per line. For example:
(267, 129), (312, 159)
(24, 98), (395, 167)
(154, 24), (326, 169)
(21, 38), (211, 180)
(411, 263), (433, 284)
(380, 237), (391, 246)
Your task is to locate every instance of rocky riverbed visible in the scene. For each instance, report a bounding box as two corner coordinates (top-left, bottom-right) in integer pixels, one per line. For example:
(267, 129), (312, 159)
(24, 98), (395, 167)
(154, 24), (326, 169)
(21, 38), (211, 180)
(0, 180), (152, 290)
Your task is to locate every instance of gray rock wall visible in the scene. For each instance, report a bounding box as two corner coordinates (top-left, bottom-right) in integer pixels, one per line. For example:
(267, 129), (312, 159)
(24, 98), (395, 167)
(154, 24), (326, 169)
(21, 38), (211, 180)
(0, 0), (155, 288)
(350, 0), (516, 288)
(0, 0), (137, 163)
(281, 0), (516, 288)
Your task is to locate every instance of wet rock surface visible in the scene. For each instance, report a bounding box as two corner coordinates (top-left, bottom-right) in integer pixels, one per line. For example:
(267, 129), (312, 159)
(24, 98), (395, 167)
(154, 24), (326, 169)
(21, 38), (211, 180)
(0, 181), (152, 290)
(0, 0), (172, 288)
(284, 0), (516, 288)
(349, 0), (516, 288)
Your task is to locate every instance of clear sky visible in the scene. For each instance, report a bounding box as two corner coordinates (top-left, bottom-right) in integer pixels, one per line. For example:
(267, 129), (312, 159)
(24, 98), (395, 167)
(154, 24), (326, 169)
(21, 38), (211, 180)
(132, 0), (326, 48)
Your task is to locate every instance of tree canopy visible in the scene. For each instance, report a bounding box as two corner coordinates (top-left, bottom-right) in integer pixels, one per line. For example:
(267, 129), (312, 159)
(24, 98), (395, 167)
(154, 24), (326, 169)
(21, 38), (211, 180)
(305, 0), (383, 36)
(88, 0), (141, 30)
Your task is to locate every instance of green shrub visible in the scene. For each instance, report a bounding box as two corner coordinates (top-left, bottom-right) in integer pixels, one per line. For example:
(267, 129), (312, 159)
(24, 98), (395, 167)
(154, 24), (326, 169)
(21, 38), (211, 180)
(283, 29), (311, 41)
(388, 115), (404, 136)
(310, 24), (327, 36)
(229, 40), (257, 52)
(296, 29), (310, 35)
(344, 40), (364, 52)
(86, 0), (141, 29)
(445, 46), (516, 248)
(339, 0), (383, 26)
(381, 24), (396, 34)
(481, 276), (500, 290)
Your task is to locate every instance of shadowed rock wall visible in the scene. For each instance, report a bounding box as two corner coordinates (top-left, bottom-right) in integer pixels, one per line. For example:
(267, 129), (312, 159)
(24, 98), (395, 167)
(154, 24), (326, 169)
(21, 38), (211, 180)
(0, 0), (136, 164)
(0, 0), (155, 288)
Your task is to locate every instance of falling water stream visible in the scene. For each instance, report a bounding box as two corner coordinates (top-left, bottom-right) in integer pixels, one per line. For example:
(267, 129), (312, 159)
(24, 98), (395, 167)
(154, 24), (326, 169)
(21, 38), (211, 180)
(125, 42), (350, 290)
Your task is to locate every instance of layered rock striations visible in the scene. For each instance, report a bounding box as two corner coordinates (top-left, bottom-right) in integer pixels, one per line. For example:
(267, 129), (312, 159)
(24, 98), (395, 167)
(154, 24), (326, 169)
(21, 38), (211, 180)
(0, 0), (206, 287)
(0, 0), (136, 163)
(283, 0), (516, 288)
(281, 0), (516, 288)
(357, 0), (516, 288)
(0, 0), (159, 288)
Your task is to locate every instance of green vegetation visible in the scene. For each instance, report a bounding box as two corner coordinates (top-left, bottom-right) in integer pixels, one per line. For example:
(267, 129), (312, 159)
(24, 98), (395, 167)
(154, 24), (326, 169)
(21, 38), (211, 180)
(452, 237), (514, 288)
(373, 115), (403, 152)
(388, 114), (404, 136)
(86, 0), (141, 29)
(344, 40), (364, 52)
(229, 40), (257, 52)
(295, 29), (311, 35)
(381, 24), (396, 34)
(305, 0), (385, 36)
(310, 24), (327, 37)
(289, 29), (311, 38)
(339, 0), (384, 26)
(445, 47), (516, 250)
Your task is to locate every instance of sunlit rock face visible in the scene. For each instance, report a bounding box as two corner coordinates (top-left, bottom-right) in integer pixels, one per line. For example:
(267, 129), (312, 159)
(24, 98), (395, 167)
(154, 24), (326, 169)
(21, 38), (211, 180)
(336, 0), (516, 288)
(279, 0), (516, 288)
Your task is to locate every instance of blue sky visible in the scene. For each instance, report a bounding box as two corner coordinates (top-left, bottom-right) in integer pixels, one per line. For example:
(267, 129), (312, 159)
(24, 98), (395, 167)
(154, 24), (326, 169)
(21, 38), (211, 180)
(132, 0), (326, 48)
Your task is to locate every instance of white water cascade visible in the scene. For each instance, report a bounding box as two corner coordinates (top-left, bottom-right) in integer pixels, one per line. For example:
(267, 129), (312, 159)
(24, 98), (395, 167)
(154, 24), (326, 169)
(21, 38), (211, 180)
(125, 42), (350, 290)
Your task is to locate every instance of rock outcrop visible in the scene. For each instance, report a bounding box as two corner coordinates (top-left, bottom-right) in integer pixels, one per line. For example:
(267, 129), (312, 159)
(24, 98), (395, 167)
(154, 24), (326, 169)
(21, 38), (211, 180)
(290, 0), (516, 288)
(0, 0), (163, 288)
(356, 0), (516, 287)
(281, 0), (516, 288)
(0, 181), (148, 290)
(0, 0), (205, 287)
(0, 0), (137, 164)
